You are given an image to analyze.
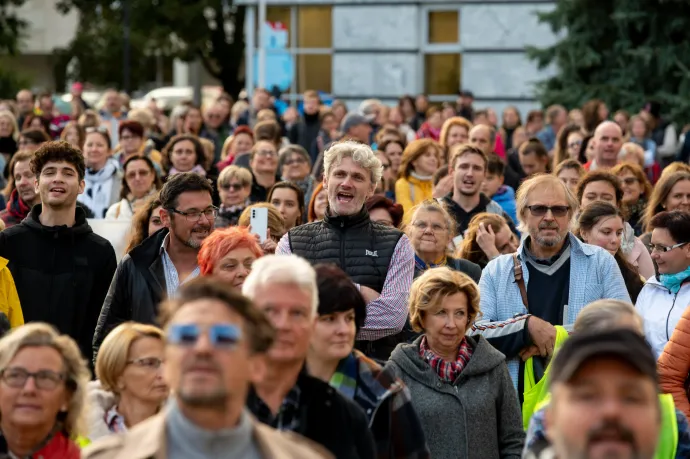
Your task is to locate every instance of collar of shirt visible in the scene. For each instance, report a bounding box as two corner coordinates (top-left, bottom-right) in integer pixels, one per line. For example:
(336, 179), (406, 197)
(248, 383), (302, 432)
(105, 405), (127, 433)
(160, 233), (200, 298)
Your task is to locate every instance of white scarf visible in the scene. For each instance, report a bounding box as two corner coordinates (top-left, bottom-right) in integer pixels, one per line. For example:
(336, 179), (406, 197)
(83, 158), (118, 219)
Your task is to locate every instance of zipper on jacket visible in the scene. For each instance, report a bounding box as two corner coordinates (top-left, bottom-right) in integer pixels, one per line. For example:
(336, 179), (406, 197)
(339, 225), (346, 269)
(666, 290), (679, 341)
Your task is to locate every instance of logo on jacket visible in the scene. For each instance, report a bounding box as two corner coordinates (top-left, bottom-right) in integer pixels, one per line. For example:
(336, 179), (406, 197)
(365, 250), (378, 257)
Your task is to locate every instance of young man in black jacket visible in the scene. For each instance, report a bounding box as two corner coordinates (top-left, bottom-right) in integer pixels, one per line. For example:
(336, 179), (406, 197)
(243, 255), (377, 459)
(0, 141), (117, 362)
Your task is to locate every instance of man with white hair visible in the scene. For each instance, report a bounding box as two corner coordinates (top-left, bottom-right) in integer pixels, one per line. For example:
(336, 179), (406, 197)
(243, 255), (376, 459)
(276, 141), (414, 360)
(472, 173), (630, 394)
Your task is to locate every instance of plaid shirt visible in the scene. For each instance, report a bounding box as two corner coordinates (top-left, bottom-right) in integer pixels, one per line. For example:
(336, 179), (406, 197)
(247, 384), (302, 432)
(419, 335), (473, 382)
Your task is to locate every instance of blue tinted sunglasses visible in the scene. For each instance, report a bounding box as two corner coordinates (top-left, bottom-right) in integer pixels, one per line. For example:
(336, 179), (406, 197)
(168, 324), (242, 348)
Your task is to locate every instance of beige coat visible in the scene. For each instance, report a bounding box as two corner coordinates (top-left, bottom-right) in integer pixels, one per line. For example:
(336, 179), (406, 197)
(82, 410), (333, 459)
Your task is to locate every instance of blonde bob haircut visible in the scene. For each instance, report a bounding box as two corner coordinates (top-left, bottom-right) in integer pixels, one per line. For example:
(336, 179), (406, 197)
(95, 322), (165, 394)
(439, 116), (472, 150)
(218, 164), (253, 188)
(398, 139), (443, 179)
(0, 323), (90, 438)
(323, 140), (383, 186)
(515, 173), (579, 235)
(409, 267), (481, 333)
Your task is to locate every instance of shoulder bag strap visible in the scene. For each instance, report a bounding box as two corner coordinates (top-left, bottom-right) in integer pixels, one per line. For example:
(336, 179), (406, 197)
(513, 252), (529, 310)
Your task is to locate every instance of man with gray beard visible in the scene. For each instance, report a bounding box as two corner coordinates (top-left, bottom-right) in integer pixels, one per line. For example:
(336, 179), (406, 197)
(469, 174), (630, 396)
(92, 172), (215, 361)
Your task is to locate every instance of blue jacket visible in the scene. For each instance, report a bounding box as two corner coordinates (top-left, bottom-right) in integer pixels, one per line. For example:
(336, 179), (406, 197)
(470, 234), (631, 387)
(492, 185), (517, 225)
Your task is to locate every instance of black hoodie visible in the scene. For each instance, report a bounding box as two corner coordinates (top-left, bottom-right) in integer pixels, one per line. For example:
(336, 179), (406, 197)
(0, 205), (117, 362)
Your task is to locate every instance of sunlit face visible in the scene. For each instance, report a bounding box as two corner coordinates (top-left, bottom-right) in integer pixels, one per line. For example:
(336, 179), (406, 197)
(148, 206), (164, 236)
(282, 153), (310, 181)
(233, 133), (254, 156)
(170, 140), (198, 173)
(37, 161), (84, 210)
(581, 180), (617, 209)
(160, 191), (214, 250)
(0, 346), (71, 433)
(617, 170), (643, 204)
(211, 247), (257, 290)
(324, 157), (375, 217)
(581, 215), (624, 256)
(270, 187), (301, 230)
(369, 207), (394, 227)
(117, 337), (168, 406)
(493, 224), (518, 254)
(594, 123), (623, 163)
(446, 125), (469, 149)
(409, 209), (450, 257)
(558, 169), (582, 195)
(310, 310), (356, 364)
(650, 227), (690, 275)
(83, 132), (110, 170)
(219, 180), (250, 207)
(411, 148), (439, 176)
(663, 179), (690, 213)
(453, 153), (486, 197)
(13, 160), (37, 205)
(524, 185), (571, 249)
(252, 284), (314, 365)
(422, 292), (470, 357)
(125, 159), (156, 199)
(546, 358), (660, 459)
(249, 141), (278, 176)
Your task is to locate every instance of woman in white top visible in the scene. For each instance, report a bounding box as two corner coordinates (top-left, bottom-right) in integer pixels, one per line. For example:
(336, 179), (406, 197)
(82, 127), (122, 218)
(106, 155), (162, 220)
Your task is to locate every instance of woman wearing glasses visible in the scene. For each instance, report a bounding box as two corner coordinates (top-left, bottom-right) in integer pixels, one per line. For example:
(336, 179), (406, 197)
(279, 145), (315, 212)
(215, 165), (252, 228)
(88, 322), (168, 441)
(552, 124), (583, 167)
(636, 210), (690, 359)
(0, 323), (90, 457)
(106, 155), (162, 220)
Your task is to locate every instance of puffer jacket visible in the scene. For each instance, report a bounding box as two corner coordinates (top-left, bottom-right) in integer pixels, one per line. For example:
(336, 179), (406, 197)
(87, 380), (119, 441)
(92, 228), (168, 363)
(636, 277), (690, 359)
(659, 305), (690, 419)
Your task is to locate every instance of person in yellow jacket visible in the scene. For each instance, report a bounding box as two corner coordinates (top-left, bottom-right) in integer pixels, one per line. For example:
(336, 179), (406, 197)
(0, 256), (23, 329)
(394, 139), (443, 215)
(523, 299), (687, 459)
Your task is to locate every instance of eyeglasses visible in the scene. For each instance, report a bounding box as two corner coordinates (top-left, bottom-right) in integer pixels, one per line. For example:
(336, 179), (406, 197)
(284, 157), (307, 166)
(526, 205), (570, 217)
(220, 183), (245, 191)
(120, 135), (140, 141)
(85, 126), (109, 135)
(256, 150), (277, 158)
(568, 140), (583, 149)
(0, 367), (66, 391)
(649, 242), (688, 253)
(125, 170), (151, 179)
(621, 177), (639, 186)
(168, 206), (218, 222)
(168, 324), (242, 349)
(127, 357), (164, 369)
(412, 220), (447, 233)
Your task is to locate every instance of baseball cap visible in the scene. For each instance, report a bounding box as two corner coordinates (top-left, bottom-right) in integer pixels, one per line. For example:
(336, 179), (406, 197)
(340, 113), (370, 133)
(549, 329), (658, 386)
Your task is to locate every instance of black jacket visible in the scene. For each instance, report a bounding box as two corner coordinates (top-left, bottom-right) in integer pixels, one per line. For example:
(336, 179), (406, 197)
(288, 112), (322, 158)
(248, 370), (377, 459)
(0, 205), (117, 362)
(92, 228), (168, 362)
(413, 256), (482, 284)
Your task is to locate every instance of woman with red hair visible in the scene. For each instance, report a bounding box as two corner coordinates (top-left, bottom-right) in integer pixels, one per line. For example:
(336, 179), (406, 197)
(197, 226), (263, 290)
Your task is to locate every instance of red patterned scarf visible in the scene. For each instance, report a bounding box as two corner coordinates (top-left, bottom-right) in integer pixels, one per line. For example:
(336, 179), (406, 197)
(419, 335), (473, 382)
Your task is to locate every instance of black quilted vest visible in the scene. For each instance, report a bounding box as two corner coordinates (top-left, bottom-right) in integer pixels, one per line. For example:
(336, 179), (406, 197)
(288, 206), (403, 292)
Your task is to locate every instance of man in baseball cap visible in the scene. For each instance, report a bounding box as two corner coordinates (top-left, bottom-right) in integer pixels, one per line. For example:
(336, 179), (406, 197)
(544, 329), (662, 459)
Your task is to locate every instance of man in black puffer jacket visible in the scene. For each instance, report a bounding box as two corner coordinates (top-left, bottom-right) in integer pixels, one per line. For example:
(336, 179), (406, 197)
(0, 142), (117, 363)
(277, 140), (415, 361)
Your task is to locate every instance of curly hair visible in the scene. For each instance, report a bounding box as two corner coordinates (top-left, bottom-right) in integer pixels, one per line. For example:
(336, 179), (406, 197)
(31, 140), (86, 181)
(323, 140), (382, 186)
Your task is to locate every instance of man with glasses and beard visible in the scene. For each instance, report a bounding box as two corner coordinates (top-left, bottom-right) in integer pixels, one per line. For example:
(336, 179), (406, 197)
(470, 174), (629, 393)
(84, 278), (331, 458)
(92, 172), (216, 361)
(539, 329), (662, 459)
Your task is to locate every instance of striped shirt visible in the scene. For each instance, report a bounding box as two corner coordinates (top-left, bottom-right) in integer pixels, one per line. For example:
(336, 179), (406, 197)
(160, 234), (200, 298)
(276, 233), (414, 341)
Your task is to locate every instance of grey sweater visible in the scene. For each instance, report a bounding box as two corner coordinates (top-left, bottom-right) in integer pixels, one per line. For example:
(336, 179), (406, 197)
(166, 400), (263, 459)
(385, 335), (524, 459)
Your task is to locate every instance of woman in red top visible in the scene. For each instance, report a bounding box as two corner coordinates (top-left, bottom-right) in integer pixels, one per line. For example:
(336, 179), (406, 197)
(0, 323), (89, 458)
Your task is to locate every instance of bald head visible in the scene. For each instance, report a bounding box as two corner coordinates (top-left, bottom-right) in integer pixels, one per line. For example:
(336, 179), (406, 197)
(15, 89), (34, 115)
(593, 121), (623, 168)
(469, 124), (495, 155)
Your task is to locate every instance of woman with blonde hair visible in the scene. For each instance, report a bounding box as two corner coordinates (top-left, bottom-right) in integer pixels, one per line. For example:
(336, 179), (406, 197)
(386, 267), (524, 459)
(457, 212), (518, 269)
(0, 323), (90, 456)
(395, 139), (442, 214)
(642, 171), (690, 238)
(553, 159), (585, 196)
(439, 117), (472, 161)
(238, 202), (285, 255)
(610, 162), (653, 235)
(88, 322), (168, 440)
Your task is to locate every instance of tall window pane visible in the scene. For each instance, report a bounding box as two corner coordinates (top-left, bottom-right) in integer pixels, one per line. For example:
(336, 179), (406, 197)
(298, 7), (332, 48)
(428, 11), (459, 44)
(297, 54), (332, 93)
(425, 54), (461, 95)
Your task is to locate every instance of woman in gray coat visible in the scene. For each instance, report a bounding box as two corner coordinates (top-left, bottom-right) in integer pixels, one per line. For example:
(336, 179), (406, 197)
(386, 267), (524, 459)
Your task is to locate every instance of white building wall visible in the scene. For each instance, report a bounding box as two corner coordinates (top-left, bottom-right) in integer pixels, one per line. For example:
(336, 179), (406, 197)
(15, 0), (79, 54)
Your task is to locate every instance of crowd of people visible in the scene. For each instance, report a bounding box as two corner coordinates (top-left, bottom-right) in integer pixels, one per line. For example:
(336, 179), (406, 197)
(0, 85), (688, 458)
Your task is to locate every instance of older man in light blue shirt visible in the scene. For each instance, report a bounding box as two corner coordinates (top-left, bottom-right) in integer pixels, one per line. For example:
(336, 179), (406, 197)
(470, 174), (630, 391)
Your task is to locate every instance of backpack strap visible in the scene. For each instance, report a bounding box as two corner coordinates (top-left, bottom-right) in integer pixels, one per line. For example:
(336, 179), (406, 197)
(513, 253), (528, 310)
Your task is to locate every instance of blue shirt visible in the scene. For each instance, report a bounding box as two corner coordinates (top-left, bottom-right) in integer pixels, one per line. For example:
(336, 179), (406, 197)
(160, 234), (200, 298)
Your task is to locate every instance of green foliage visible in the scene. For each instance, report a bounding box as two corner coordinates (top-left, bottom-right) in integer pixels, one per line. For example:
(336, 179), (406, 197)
(0, 0), (28, 55)
(0, 63), (31, 99)
(56, 0), (246, 97)
(527, 0), (690, 124)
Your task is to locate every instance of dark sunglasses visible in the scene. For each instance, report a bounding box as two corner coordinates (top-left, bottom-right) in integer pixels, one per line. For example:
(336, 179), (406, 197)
(221, 183), (245, 191)
(527, 205), (570, 217)
(168, 324), (242, 348)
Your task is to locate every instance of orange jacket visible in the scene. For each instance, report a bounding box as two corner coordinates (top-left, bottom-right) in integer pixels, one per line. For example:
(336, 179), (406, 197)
(658, 304), (690, 419)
